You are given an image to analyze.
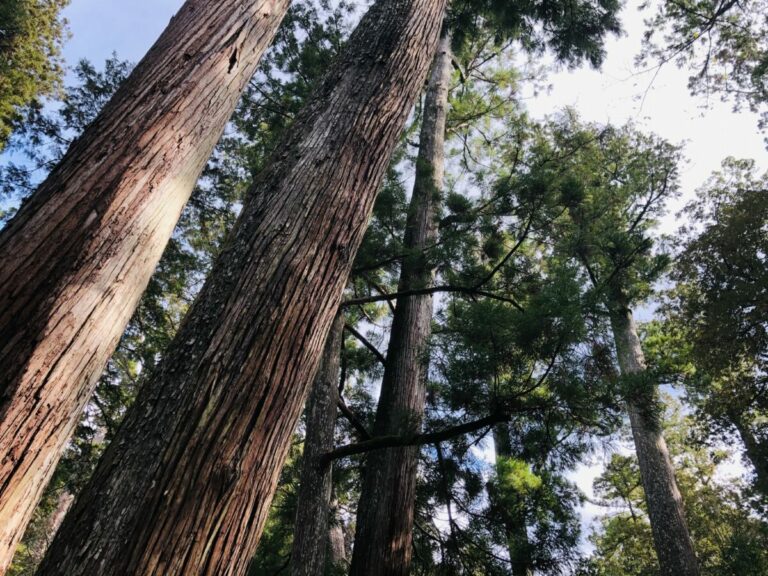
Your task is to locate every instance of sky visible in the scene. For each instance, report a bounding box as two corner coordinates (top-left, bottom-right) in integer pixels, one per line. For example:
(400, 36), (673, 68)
(57, 0), (764, 562)
(60, 0), (767, 226)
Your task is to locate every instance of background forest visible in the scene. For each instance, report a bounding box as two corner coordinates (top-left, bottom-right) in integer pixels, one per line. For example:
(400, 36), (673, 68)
(0, 0), (766, 575)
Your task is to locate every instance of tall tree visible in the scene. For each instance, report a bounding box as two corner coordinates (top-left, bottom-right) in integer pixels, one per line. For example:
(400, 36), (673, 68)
(348, 0), (622, 566)
(0, 1), (289, 568)
(0, 0), (69, 150)
(349, 27), (454, 576)
(38, 1), (449, 574)
(540, 115), (699, 575)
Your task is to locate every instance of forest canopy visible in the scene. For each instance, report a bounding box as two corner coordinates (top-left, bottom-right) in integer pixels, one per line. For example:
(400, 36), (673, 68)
(0, 1), (766, 575)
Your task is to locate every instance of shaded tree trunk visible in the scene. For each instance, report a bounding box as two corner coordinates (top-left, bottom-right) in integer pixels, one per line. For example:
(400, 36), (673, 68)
(328, 498), (348, 570)
(609, 298), (700, 576)
(493, 423), (533, 576)
(290, 315), (344, 576)
(37, 1), (448, 575)
(349, 29), (452, 576)
(0, 1), (288, 568)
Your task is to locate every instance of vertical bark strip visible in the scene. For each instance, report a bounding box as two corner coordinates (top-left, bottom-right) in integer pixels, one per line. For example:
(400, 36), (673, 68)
(349, 29), (452, 576)
(0, 1), (288, 568)
(290, 315), (344, 576)
(492, 423), (533, 576)
(609, 299), (700, 576)
(38, 2), (448, 574)
(328, 499), (348, 570)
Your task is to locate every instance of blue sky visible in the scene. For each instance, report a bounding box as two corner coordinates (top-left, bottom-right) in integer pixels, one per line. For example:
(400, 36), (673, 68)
(61, 0), (182, 66)
(60, 0), (765, 223)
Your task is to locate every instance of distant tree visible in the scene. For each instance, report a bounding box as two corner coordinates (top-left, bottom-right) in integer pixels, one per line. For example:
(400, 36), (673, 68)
(0, 0), (69, 150)
(663, 158), (768, 502)
(349, 0), (621, 569)
(531, 113), (699, 575)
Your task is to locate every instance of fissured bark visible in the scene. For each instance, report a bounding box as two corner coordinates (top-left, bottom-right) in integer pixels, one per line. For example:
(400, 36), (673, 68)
(290, 315), (344, 576)
(37, 1), (448, 574)
(349, 29), (452, 576)
(0, 1), (288, 569)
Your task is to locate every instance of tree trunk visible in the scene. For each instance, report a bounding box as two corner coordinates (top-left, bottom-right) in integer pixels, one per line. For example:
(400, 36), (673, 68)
(609, 299), (700, 576)
(328, 499), (348, 570)
(290, 315), (344, 576)
(349, 29), (452, 576)
(0, 1), (288, 568)
(731, 413), (768, 501)
(492, 423), (533, 576)
(38, 2), (448, 575)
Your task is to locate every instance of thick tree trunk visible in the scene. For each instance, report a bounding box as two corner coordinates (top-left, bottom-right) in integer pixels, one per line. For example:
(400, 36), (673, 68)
(290, 315), (344, 576)
(0, 1), (288, 568)
(349, 29), (452, 576)
(609, 299), (700, 576)
(492, 423), (533, 576)
(731, 413), (768, 501)
(37, 2), (448, 575)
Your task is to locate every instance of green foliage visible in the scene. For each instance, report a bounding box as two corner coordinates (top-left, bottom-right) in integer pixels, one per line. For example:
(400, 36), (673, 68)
(1, 56), (133, 220)
(0, 0), (69, 151)
(673, 158), (768, 378)
(658, 158), (768, 502)
(450, 0), (622, 68)
(540, 112), (681, 306)
(583, 402), (768, 575)
(638, 0), (768, 137)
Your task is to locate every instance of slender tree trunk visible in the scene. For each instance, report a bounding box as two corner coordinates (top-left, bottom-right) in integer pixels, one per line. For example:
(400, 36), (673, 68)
(38, 2), (448, 575)
(290, 315), (344, 576)
(609, 298), (699, 576)
(731, 413), (768, 501)
(492, 423), (533, 576)
(349, 29), (452, 576)
(0, 1), (288, 568)
(435, 442), (459, 575)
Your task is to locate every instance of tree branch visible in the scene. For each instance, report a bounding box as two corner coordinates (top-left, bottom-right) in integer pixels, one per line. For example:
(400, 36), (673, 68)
(343, 323), (387, 366)
(322, 412), (506, 464)
(342, 285), (523, 311)
(337, 397), (372, 441)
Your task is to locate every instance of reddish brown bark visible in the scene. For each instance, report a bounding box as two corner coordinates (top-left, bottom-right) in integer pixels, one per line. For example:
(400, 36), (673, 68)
(609, 297), (700, 576)
(350, 29), (452, 576)
(37, 1), (448, 574)
(290, 315), (344, 576)
(0, 1), (288, 569)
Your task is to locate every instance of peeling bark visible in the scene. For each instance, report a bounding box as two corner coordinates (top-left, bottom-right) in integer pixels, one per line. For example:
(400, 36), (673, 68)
(350, 29), (452, 576)
(290, 316), (343, 576)
(38, 1), (448, 574)
(609, 298), (700, 576)
(0, 1), (288, 569)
